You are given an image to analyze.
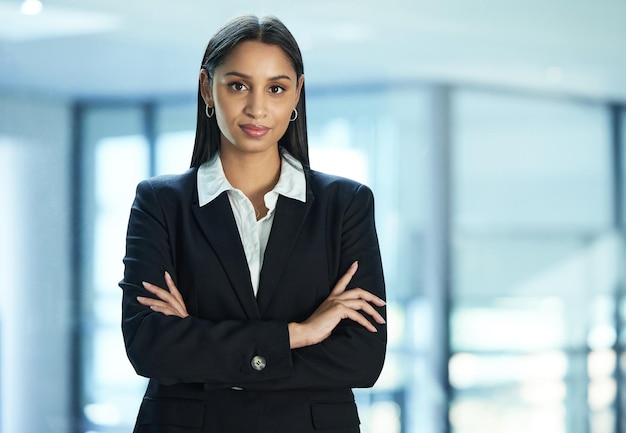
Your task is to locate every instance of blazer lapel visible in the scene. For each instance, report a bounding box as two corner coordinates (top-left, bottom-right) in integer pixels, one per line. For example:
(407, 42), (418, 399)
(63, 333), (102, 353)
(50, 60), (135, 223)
(191, 193), (261, 319)
(256, 192), (314, 314)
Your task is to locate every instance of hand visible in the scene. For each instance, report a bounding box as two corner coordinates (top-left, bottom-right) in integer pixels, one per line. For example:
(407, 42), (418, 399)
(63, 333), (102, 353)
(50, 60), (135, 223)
(137, 271), (189, 318)
(288, 261), (385, 349)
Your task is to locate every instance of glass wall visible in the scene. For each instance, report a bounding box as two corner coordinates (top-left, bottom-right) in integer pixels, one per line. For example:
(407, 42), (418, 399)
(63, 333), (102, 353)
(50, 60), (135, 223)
(155, 103), (196, 175)
(80, 106), (150, 432)
(77, 89), (626, 433)
(618, 108), (626, 433)
(450, 90), (617, 433)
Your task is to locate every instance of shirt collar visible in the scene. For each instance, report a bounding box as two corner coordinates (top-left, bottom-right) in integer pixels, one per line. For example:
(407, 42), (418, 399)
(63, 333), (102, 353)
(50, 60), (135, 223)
(197, 149), (306, 207)
(197, 152), (232, 207)
(271, 149), (307, 203)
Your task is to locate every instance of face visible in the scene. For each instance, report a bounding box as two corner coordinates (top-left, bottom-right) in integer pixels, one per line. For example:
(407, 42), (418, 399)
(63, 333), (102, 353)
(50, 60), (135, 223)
(200, 40), (303, 157)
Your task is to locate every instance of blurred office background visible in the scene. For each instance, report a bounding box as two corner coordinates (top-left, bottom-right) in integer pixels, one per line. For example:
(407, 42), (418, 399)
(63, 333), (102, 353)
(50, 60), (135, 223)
(1, 0), (626, 432)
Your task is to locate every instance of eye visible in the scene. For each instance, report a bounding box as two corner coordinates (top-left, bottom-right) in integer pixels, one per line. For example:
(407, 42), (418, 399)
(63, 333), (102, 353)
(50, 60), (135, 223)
(268, 85), (285, 94)
(229, 82), (248, 92)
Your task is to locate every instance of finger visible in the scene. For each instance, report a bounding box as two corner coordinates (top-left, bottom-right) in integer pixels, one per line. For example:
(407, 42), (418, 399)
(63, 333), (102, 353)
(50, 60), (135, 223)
(342, 308), (378, 332)
(164, 272), (185, 305)
(148, 305), (181, 317)
(142, 281), (169, 298)
(340, 299), (386, 324)
(143, 281), (179, 305)
(137, 296), (172, 311)
(164, 273), (189, 316)
(140, 282), (186, 317)
(335, 288), (386, 307)
(330, 261), (358, 295)
(137, 296), (187, 318)
(164, 271), (176, 291)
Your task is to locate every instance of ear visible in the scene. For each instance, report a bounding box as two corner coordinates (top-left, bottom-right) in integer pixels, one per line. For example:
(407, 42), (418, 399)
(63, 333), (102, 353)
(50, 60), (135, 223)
(294, 74), (304, 106)
(199, 70), (213, 107)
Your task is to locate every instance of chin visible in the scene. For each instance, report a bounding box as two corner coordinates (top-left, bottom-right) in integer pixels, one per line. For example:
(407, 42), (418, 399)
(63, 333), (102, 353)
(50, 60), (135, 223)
(224, 140), (279, 155)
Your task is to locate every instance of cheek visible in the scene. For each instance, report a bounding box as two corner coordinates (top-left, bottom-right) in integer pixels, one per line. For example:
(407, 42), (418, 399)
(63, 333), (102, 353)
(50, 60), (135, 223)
(213, 87), (239, 113)
(274, 103), (295, 124)
(213, 95), (239, 128)
(213, 105), (236, 142)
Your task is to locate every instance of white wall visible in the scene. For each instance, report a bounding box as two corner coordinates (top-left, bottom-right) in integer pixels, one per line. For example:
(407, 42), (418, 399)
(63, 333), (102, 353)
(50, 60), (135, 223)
(0, 93), (72, 432)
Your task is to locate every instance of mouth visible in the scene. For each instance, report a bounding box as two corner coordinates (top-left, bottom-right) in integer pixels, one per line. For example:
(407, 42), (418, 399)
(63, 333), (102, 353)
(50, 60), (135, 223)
(240, 124), (270, 138)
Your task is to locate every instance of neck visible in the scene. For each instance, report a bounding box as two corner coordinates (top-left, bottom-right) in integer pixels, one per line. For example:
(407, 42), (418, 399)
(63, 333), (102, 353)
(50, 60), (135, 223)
(220, 146), (281, 204)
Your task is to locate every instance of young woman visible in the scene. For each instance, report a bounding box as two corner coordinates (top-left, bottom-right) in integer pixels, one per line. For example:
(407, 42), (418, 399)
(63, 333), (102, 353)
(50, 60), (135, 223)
(120, 15), (387, 433)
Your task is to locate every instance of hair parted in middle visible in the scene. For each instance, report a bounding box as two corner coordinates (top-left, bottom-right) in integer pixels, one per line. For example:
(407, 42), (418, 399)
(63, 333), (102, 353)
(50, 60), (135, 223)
(190, 15), (309, 169)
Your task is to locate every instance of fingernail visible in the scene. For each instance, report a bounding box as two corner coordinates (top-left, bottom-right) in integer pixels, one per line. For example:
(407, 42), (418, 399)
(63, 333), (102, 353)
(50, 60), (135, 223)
(137, 296), (144, 301)
(142, 281), (148, 287)
(352, 261), (358, 268)
(164, 271), (170, 278)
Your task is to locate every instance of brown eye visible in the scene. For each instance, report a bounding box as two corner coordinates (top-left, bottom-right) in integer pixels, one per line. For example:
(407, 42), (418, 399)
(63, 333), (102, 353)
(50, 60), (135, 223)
(269, 85), (285, 94)
(230, 82), (248, 91)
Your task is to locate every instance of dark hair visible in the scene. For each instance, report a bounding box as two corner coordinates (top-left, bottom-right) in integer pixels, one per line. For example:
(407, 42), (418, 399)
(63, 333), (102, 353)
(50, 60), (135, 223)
(190, 15), (309, 168)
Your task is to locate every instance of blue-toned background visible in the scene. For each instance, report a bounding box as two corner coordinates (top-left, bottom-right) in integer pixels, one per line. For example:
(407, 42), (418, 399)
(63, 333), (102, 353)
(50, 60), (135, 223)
(1, 1), (625, 432)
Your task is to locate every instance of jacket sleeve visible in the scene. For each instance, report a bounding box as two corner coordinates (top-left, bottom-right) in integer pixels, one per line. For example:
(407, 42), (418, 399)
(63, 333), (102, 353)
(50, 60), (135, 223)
(238, 183), (387, 391)
(120, 179), (295, 386)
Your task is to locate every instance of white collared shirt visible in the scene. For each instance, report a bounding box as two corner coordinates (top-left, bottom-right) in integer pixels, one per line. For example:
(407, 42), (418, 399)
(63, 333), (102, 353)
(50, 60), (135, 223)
(197, 150), (306, 296)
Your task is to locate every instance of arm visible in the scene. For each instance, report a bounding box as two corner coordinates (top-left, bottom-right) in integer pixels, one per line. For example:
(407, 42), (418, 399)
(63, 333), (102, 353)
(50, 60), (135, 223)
(287, 260), (385, 348)
(123, 180), (386, 389)
(121, 179), (293, 385)
(241, 183), (388, 391)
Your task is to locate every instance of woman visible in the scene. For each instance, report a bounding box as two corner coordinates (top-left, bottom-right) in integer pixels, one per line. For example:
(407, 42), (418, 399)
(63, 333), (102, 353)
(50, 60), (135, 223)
(120, 15), (387, 433)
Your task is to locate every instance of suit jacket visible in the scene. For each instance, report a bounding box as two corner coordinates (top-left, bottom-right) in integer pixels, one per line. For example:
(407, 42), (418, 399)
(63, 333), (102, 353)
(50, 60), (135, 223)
(120, 166), (387, 433)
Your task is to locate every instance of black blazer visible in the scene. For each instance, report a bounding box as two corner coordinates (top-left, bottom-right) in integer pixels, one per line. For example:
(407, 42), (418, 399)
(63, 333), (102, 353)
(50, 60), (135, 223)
(120, 166), (387, 433)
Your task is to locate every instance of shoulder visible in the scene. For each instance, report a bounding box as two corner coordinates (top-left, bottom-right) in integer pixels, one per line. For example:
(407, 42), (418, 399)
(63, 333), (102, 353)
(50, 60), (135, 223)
(306, 169), (364, 191)
(135, 168), (197, 204)
(305, 169), (374, 206)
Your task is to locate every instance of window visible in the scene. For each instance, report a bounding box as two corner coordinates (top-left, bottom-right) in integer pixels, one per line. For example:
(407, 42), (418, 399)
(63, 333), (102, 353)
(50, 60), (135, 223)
(450, 90), (615, 433)
(80, 106), (150, 431)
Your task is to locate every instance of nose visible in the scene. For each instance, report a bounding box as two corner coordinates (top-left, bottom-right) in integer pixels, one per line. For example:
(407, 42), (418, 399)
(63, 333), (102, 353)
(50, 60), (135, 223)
(244, 89), (267, 119)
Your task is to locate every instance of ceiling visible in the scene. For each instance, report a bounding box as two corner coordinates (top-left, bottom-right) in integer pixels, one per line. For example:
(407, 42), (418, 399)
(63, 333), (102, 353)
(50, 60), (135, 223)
(1, 0), (626, 102)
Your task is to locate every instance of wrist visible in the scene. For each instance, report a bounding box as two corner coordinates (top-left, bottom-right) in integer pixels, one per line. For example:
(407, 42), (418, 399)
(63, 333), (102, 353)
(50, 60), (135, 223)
(288, 322), (306, 349)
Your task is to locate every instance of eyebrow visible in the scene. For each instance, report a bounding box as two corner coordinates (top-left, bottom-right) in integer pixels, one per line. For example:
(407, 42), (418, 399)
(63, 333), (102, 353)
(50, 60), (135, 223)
(223, 71), (293, 81)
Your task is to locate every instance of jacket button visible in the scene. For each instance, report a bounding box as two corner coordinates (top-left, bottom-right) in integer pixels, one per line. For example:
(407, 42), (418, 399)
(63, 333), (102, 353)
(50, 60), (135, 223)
(251, 355), (266, 371)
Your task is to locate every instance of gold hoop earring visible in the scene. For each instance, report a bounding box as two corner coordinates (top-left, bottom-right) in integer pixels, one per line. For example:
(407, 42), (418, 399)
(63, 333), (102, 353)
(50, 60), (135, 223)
(290, 108), (298, 122)
(205, 105), (215, 118)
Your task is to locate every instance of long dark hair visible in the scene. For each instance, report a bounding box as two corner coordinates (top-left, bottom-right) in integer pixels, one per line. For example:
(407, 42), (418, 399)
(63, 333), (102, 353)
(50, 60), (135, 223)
(190, 15), (309, 168)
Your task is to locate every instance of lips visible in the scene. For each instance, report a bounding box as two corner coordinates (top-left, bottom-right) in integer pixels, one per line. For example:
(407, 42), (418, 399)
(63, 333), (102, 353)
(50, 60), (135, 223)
(240, 124), (270, 138)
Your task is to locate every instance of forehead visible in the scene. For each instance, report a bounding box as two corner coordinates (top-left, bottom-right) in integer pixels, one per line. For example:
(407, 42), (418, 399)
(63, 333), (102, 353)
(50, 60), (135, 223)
(216, 41), (296, 77)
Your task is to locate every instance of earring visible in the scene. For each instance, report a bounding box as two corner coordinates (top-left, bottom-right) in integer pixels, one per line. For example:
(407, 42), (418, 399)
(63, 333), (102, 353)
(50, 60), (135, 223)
(205, 105), (215, 118)
(290, 108), (298, 122)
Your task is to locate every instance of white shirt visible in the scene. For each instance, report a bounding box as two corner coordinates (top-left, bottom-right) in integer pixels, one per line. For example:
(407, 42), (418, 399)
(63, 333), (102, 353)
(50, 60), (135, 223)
(197, 150), (307, 296)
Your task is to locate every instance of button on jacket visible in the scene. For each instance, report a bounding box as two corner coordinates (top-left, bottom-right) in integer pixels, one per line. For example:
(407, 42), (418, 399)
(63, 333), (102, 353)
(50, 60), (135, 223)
(120, 164), (387, 433)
